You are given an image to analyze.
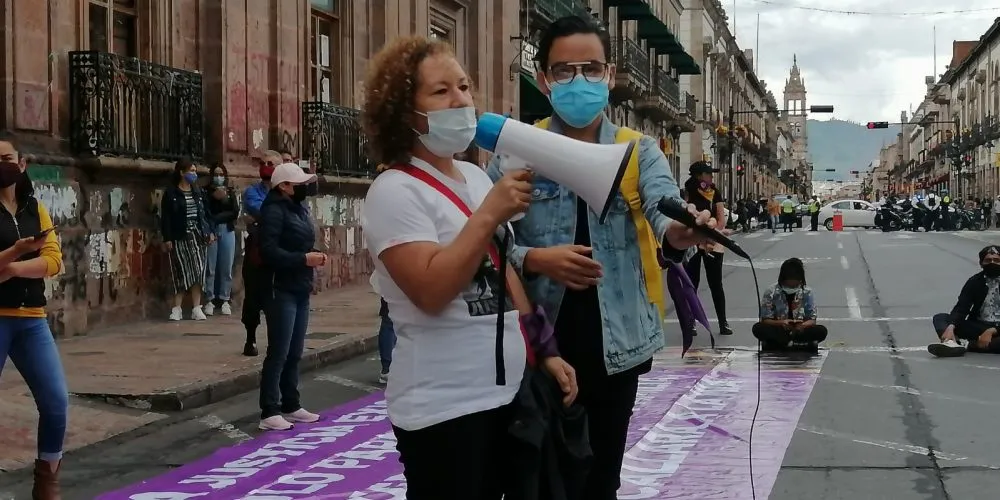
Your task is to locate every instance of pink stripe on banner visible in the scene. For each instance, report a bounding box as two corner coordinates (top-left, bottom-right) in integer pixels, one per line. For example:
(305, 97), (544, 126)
(98, 362), (821, 499)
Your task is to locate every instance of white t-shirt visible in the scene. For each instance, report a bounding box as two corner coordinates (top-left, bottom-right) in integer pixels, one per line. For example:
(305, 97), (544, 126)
(361, 157), (525, 431)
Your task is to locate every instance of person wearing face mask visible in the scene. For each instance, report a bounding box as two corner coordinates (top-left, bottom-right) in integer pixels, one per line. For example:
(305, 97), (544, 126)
(683, 162), (733, 338)
(256, 162), (325, 431)
(361, 37), (585, 499)
(928, 245), (1000, 357)
(752, 258), (827, 352)
(486, 16), (716, 500)
(202, 164), (240, 317)
(160, 159), (215, 321)
(240, 150), (282, 356)
(0, 136), (69, 499)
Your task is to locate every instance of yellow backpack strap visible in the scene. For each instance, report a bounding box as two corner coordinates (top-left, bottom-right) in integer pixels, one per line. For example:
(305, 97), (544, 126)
(615, 126), (665, 315)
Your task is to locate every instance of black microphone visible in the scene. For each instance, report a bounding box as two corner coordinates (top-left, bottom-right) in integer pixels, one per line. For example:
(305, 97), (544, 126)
(656, 197), (750, 260)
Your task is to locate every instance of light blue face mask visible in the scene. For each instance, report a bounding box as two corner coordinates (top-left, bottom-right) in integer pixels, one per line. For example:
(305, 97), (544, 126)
(548, 74), (610, 128)
(415, 106), (477, 158)
(212, 176), (225, 186)
(781, 286), (801, 295)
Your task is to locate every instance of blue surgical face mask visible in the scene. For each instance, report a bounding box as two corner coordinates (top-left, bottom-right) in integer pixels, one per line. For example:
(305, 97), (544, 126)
(547, 74), (610, 128)
(415, 106), (477, 158)
(212, 176), (225, 186)
(183, 172), (198, 184)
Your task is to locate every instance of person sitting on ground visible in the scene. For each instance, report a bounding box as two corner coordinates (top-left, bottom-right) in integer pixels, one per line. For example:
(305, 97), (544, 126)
(928, 245), (1000, 357)
(752, 257), (828, 352)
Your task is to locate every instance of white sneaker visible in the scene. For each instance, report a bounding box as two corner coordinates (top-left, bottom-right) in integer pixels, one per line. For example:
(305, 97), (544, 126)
(283, 408), (320, 423)
(203, 302), (215, 316)
(378, 370), (389, 385)
(220, 302), (232, 316)
(928, 339), (966, 358)
(258, 415), (294, 431)
(168, 306), (183, 321)
(191, 306), (207, 321)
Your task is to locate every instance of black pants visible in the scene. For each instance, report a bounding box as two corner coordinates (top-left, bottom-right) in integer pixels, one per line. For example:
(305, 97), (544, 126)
(782, 214), (793, 231)
(810, 212), (819, 231)
(684, 250), (727, 325)
(752, 322), (828, 349)
(241, 259), (266, 344)
(393, 404), (514, 500)
(931, 313), (1000, 353)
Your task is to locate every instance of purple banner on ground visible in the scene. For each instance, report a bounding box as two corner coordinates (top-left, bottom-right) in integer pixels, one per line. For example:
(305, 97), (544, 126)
(99, 356), (821, 499)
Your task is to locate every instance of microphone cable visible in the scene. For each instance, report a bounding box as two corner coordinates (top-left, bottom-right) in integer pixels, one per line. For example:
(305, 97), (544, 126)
(746, 256), (763, 500)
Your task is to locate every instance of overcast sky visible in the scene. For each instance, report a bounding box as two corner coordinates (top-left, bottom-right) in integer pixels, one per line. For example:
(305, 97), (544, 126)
(728, 0), (1000, 123)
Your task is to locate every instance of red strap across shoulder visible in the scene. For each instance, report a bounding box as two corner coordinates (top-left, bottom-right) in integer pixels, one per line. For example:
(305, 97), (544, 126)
(391, 163), (535, 367)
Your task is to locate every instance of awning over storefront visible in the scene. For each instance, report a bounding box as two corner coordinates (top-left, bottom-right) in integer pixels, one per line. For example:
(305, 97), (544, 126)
(520, 71), (551, 123)
(670, 52), (702, 75)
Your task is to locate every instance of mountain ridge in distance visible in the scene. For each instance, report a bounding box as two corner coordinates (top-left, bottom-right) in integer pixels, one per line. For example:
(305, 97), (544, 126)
(807, 118), (898, 181)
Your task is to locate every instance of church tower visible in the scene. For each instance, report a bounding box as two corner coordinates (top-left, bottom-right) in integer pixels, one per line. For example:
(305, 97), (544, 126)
(783, 55), (810, 191)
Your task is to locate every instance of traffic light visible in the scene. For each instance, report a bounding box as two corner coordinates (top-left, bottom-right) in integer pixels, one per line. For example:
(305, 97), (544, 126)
(736, 164), (745, 176)
(866, 122), (889, 129)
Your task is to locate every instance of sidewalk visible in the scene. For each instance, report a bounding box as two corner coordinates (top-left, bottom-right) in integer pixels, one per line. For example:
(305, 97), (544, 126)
(0, 284), (380, 471)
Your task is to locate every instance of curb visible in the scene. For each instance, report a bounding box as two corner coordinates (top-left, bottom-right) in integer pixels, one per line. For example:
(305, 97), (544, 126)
(71, 333), (378, 412)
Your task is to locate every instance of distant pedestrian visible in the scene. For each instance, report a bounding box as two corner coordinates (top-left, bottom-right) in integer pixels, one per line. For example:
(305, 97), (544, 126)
(241, 150), (282, 357)
(808, 196), (821, 231)
(780, 195), (796, 232)
(161, 159), (215, 321)
(257, 163), (325, 431)
(202, 163), (240, 316)
(0, 136), (69, 499)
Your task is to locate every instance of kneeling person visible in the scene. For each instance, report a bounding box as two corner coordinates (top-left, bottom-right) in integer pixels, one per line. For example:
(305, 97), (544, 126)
(928, 245), (1000, 357)
(753, 258), (828, 351)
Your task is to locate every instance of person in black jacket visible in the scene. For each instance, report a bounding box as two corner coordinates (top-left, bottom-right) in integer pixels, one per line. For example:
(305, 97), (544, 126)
(202, 163), (240, 317)
(160, 159), (215, 321)
(929, 244), (1000, 357)
(257, 162), (326, 431)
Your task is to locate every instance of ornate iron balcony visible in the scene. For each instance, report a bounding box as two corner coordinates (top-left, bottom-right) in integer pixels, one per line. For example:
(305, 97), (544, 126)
(655, 69), (679, 106)
(301, 102), (376, 178)
(683, 92), (697, 118)
(529, 0), (591, 26)
(68, 51), (204, 161)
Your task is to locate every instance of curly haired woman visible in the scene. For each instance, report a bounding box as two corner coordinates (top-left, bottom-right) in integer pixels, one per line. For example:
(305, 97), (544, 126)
(360, 37), (578, 499)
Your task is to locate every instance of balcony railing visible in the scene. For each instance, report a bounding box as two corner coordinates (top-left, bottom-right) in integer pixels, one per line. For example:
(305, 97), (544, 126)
(530, 0), (590, 25)
(69, 51), (204, 161)
(612, 39), (651, 88)
(682, 92), (697, 118)
(301, 102), (376, 178)
(655, 69), (679, 106)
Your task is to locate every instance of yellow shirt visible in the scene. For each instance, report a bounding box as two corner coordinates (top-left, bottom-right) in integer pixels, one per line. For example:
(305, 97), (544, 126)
(0, 202), (63, 318)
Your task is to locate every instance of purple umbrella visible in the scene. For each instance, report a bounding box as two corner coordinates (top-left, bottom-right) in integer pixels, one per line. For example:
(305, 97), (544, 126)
(665, 261), (713, 357)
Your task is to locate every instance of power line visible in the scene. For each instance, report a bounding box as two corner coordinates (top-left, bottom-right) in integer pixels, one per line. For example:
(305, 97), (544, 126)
(750, 0), (1000, 17)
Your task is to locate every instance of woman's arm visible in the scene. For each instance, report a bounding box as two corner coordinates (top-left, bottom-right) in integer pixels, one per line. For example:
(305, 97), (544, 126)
(505, 266), (533, 315)
(5, 203), (62, 279)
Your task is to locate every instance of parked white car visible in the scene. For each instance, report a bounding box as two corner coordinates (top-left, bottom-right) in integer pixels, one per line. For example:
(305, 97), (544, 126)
(819, 199), (878, 230)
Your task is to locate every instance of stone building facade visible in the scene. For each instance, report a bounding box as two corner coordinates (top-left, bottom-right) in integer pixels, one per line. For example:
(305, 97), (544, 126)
(1, 0), (517, 335)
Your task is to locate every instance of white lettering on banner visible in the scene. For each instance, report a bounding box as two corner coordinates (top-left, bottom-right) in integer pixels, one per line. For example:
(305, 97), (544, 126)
(618, 372), (744, 500)
(251, 473), (347, 497)
(128, 494), (210, 500)
(347, 473), (407, 499)
(245, 432), (400, 497)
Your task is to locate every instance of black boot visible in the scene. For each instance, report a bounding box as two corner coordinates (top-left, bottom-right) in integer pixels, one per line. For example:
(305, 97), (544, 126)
(719, 322), (734, 336)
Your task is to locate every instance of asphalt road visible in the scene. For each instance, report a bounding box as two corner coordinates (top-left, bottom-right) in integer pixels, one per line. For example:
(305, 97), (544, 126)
(2, 227), (1000, 499)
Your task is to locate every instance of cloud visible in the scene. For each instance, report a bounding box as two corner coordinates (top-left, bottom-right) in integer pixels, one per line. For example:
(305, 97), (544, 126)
(730, 0), (1000, 122)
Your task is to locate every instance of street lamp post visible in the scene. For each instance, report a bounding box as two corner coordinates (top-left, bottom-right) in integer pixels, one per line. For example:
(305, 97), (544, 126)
(726, 104), (834, 206)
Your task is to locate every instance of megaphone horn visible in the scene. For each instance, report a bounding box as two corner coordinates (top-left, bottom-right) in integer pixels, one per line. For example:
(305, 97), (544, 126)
(475, 112), (636, 224)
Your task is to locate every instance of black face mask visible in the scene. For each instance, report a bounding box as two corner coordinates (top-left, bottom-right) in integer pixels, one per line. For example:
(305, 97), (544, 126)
(984, 263), (1000, 278)
(292, 184), (308, 203)
(0, 162), (21, 189)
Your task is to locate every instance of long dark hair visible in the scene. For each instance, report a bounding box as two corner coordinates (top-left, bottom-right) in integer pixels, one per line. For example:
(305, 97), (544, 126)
(171, 158), (194, 185)
(0, 134), (35, 207)
(208, 163), (230, 187)
(778, 258), (806, 286)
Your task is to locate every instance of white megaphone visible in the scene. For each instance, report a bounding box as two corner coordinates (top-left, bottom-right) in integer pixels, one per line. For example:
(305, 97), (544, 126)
(475, 113), (637, 224)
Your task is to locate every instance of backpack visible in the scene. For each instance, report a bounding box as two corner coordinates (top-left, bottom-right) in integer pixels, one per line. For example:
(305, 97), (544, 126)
(534, 118), (664, 315)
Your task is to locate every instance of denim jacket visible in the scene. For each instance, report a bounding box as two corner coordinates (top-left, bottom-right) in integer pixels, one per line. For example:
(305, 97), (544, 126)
(760, 284), (818, 321)
(486, 115), (681, 374)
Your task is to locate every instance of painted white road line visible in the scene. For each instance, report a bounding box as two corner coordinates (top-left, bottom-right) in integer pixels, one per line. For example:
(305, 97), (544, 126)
(845, 286), (862, 319)
(689, 345), (927, 353)
(840, 255), (850, 270)
(823, 376), (1000, 407)
(797, 426), (971, 462)
(315, 373), (382, 393)
(836, 241), (844, 250)
(664, 316), (933, 323)
(851, 350), (1000, 371)
(745, 232), (762, 239)
(197, 415), (254, 443)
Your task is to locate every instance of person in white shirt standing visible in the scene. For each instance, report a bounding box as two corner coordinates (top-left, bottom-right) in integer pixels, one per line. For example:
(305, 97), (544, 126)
(360, 36), (577, 499)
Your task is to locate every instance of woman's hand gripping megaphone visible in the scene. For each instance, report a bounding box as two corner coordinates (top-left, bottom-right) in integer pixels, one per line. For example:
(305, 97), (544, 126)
(496, 154), (532, 222)
(479, 169), (534, 226)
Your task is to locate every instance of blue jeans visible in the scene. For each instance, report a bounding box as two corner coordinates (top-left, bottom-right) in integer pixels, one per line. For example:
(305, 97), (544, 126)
(0, 317), (69, 461)
(378, 298), (395, 372)
(260, 289), (309, 418)
(204, 224), (236, 301)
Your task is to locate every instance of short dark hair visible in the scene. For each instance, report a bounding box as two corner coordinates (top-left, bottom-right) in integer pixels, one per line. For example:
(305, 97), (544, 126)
(278, 150), (294, 158)
(778, 258), (807, 286)
(536, 15), (612, 71)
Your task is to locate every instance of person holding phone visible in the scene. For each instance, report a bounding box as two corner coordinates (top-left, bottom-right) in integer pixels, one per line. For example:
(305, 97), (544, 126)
(0, 136), (68, 499)
(752, 257), (828, 352)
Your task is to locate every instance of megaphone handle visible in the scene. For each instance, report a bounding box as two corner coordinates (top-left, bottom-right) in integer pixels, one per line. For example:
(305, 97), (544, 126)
(656, 197), (750, 260)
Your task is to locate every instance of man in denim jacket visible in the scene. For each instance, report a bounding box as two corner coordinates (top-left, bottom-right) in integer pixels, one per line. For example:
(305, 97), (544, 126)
(487, 16), (716, 500)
